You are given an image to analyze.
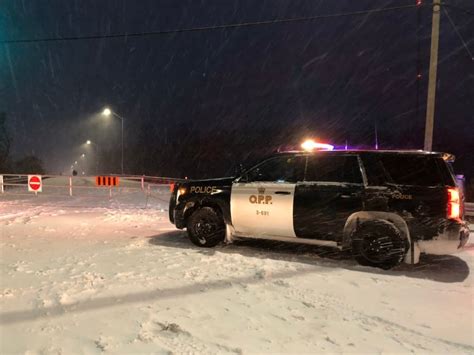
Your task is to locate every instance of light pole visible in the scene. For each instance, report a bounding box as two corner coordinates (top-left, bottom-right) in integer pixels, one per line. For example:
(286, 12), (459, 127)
(78, 154), (87, 174)
(102, 107), (124, 175)
(86, 140), (100, 174)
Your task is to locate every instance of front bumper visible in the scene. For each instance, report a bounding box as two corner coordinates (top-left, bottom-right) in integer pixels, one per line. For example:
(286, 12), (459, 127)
(173, 208), (187, 229)
(417, 220), (470, 255)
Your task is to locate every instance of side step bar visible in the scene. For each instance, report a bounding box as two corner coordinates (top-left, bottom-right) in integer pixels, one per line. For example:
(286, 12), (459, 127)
(233, 233), (341, 249)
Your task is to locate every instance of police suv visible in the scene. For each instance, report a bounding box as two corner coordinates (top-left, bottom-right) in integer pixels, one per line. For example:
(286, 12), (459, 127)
(169, 149), (469, 269)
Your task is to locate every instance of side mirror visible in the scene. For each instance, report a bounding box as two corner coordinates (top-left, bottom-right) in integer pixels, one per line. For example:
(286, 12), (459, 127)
(234, 164), (249, 183)
(233, 164), (245, 177)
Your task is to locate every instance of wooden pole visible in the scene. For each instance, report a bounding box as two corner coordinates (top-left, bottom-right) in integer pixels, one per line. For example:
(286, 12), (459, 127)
(424, 0), (441, 151)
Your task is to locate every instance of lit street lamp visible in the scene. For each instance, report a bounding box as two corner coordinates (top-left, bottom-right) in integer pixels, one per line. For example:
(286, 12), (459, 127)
(85, 140), (100, 174)
(102, 107), (125, 175)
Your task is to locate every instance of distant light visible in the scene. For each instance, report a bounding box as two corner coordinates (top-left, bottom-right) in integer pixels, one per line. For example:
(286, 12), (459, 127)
(301, 139), (334, 152)
(81, 153), (86, 158)
(86, 140), (91, 145)
(102, 108), (112, 116)
(74, 161), (78, 165)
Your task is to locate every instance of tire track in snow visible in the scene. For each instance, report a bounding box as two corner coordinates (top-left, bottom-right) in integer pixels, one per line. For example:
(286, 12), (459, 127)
(302, 290), (474, 352)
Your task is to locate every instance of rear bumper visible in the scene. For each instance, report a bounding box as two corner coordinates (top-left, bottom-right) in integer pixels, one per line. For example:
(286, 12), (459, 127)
(417, 220), (470, 255)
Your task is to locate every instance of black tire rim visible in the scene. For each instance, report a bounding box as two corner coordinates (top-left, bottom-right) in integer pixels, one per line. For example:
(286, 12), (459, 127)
(194, 217), (219, 244)
(360, 235), (396, 264)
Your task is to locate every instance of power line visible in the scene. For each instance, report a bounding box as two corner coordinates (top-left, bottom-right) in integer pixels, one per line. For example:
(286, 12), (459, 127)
(443, 7), (474, 61)
(441, 2), (474, 16)
(1, 4), (419, 45)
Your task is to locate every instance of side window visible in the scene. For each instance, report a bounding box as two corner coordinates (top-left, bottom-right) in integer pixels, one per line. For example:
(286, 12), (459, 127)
(305, 155), (362, 183)
(361, 154), (453, 187)
(244, 156), (305, 183)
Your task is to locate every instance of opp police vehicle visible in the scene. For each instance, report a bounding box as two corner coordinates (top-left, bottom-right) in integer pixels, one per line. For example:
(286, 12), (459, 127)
(169, 140), (469, 269)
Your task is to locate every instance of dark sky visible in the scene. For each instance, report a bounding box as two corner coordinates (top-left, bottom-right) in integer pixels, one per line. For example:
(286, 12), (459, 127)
(0, 0), (473, 177)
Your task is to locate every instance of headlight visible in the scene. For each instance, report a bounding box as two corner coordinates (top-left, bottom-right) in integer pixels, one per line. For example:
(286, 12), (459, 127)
(177, 187), (187, 201)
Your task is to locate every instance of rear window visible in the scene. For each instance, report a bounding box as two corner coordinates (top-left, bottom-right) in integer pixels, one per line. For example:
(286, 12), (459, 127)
(361, 154), (455, 187)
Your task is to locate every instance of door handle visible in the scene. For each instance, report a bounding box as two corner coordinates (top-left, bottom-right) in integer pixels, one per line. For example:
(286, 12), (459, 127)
(275, 191), (291, 195)
(340, 193), (358, 199)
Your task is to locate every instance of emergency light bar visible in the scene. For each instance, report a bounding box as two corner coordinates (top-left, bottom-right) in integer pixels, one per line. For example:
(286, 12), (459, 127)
(301, 140), (334, 152)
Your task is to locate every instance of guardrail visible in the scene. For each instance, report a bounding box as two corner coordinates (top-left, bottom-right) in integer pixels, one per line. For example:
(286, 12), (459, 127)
(0, 174), (185, 194)
(0, 173), (186, 209)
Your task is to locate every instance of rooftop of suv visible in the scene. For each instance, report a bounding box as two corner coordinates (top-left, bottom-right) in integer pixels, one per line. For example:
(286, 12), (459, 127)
(277, 149), (452, 158)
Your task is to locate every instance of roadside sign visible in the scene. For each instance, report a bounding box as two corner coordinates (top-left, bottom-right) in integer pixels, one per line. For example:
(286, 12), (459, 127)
(28, 175), (42, 192)
(95, 176), (120, 187)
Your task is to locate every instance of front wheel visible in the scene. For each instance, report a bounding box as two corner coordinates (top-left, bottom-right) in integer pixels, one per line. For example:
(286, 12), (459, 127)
(187, 207), (225, 248)
(351, 221), (408, 270)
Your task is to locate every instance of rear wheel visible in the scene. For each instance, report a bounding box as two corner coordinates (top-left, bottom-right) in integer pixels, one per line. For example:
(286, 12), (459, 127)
(351, 221), (408, 270)
(187, 207), (225, 248)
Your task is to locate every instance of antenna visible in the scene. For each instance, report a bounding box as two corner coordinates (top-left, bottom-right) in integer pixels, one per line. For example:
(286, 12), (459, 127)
(374, 118), (379, 150)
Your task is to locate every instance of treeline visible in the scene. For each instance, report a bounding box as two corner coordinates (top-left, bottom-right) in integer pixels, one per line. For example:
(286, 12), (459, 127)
(0, 112), (45, 174)
(122, 122), (311, 179)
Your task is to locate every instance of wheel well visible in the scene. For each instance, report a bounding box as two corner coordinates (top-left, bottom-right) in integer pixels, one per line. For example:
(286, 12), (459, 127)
(343, 211), (411, 249)
(183, 201), (223, 225)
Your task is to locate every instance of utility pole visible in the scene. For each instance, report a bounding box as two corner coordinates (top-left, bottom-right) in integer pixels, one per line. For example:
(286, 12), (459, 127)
(424, 0), (441, 151)
(121, 117), (124, 175)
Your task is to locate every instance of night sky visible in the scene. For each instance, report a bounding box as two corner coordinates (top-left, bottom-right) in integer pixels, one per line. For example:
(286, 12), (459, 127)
(1, 0), (473, 179)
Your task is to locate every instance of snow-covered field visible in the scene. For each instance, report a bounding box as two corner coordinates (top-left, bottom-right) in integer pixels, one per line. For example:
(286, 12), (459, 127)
(1, 182), (473, 354)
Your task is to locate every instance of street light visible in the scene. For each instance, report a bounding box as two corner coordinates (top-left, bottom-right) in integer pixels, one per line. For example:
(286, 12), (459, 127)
(101, 107), (124, 175)
(85, 140), (100, 174)
(81, 153), (86, 158)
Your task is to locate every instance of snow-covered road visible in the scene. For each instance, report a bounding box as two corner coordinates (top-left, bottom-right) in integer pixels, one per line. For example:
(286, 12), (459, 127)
(1, 193), (473, 354)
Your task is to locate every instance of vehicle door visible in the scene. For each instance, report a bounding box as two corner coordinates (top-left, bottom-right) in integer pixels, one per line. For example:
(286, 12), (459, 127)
(231, 155), (306, 237)
(294, 154), (365, 241)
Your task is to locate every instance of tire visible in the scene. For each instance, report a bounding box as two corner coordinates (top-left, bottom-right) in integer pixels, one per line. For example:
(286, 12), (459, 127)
(186, 207), (225, 248)
(351, 220), (408, 270)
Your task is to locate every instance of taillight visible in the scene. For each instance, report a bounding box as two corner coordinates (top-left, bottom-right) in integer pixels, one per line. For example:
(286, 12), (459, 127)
(170, 183), (175, 192)
(447, 187), (461, 220)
